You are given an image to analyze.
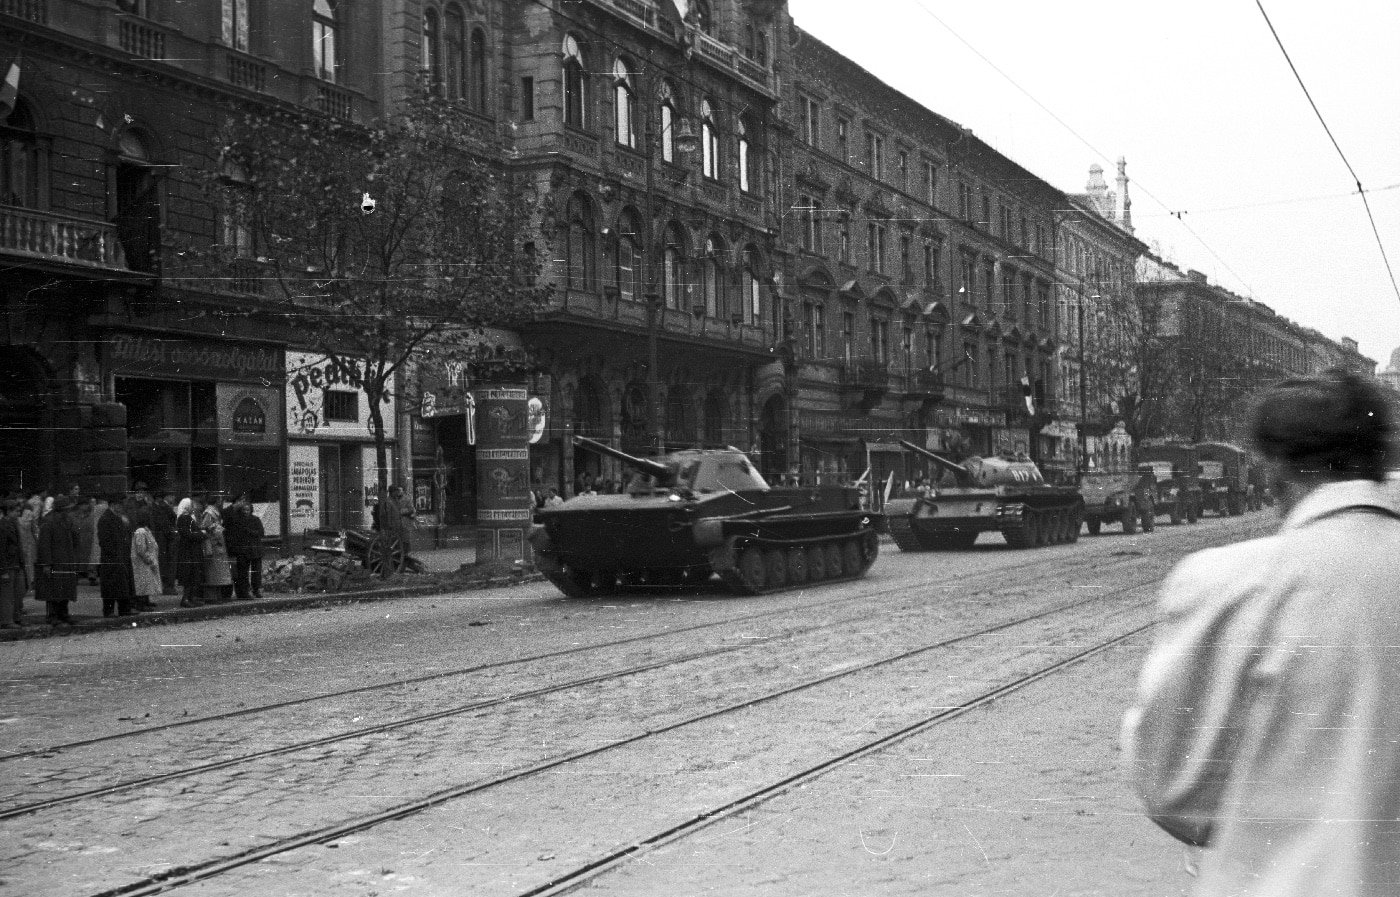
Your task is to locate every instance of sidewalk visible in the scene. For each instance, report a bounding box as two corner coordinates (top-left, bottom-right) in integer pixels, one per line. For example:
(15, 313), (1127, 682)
(0, 540), (524, 642)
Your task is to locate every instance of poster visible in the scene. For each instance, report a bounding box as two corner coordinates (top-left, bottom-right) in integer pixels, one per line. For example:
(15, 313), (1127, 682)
(285, 351), (396, 440)
(288, 444), (320, 535)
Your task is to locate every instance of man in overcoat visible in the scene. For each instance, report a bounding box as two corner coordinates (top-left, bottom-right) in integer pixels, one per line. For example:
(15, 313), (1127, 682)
(35, 495), (78, 624)
(96, 493), (136, 617)
(149, 490), (177, 595)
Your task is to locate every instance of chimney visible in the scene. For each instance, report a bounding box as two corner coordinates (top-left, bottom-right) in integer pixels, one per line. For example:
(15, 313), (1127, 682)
(1115, 156), (1134, 234)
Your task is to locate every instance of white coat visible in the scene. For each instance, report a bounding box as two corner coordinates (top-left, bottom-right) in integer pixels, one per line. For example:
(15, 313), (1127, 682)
(130, 526), (161, 598)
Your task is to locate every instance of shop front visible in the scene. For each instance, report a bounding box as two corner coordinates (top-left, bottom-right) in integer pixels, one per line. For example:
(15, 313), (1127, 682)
(107, 332), (284, 536)
(285, 351), (397, 539)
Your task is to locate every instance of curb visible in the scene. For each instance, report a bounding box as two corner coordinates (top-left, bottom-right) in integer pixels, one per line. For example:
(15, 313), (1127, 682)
(1, 573), (547, 642)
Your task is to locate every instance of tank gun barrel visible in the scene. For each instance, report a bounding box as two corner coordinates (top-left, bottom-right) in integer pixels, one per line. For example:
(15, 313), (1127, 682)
(572, 435), (670, 481)
(897, 439), (970, 482)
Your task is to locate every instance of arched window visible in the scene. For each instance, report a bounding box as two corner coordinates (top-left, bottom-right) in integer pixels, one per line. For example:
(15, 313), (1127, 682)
(444, 5), (465, 100)
(663, 222), (687, 310)
(657, 79), (677, 163)
(701, 99), (718, 180)
(565, 192), (595, 290)
(613, 58), (636, 149)
(1, 101), (46, 210)
(113, 129), (161, 273)
(737, 115), (756, 193)
(562, 34), (587, 129)
(312, 0), (338, 83)
(422, 8), (441, 89)
(615, 208), (642, 302)
(742, 245), (763, 325)
(469, 27), (487, 112)
(756, 28), (769, 66)
(744, 24), (757, 59)
(702, 235), (725, 318)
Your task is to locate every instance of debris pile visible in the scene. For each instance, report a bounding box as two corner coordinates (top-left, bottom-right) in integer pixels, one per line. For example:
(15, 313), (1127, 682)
(262, 554), (375, 594)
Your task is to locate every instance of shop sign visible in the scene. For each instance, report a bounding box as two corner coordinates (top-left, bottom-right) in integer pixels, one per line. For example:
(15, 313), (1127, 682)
(286, 352), (395, 440)
(216, 384), (282, 447)
(288, 444), (320, 535)
(109, 333), (285, 383)
(797, 410), (864, 439)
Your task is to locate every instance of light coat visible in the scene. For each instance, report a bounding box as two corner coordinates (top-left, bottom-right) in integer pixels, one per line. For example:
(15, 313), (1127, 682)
(130, 526), (161, 598)
(1123, 480), (1400, 896)
(201, 506), (232, 587)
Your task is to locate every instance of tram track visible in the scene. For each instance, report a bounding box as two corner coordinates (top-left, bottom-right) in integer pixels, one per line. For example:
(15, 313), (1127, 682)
(2, 543), (1159, 766)
(78, 583), (1155, 897)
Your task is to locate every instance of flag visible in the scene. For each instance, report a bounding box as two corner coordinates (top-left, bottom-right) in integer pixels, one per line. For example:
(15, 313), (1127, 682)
(1020, 375), (1035, 415)
(0, 53), (20, 124)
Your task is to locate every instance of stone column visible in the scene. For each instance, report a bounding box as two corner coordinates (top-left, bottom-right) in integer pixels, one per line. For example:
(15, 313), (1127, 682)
(472, 384), (532, 568)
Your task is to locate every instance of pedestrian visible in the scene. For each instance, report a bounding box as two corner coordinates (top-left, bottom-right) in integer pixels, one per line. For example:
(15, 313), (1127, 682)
(390, 485), (414, 555)
(1124, 369), (1400, 895)
(96, 492), (137, 617)
(0, 499), (25, 627)
(35, 495), (78, 624)
(17, 492), (38, 596)
(176, 496), (206, 607)
(546, 486), (564, 507)
(128, 506), (162, 611)
(72, 495), (98, 585)
(149, 490), (177, 595)
(200, 494), (233, 603)
(225, 494), (265, 601)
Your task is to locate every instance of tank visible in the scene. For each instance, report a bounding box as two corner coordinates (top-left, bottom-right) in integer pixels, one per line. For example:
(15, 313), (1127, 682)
(886, 440), (1084, 550)
(529, 436), (881, 597)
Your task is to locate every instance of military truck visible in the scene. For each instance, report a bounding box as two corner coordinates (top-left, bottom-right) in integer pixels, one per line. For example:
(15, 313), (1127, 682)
(1195, 441), (1253, 516)
(1137, 444), (1203, 525)
(886, 441), (1083, 550)
(1079, 468), (1157, 535)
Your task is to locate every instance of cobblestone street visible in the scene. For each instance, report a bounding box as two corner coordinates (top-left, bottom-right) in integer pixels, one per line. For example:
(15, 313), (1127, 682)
(1, 514), (1272, 896)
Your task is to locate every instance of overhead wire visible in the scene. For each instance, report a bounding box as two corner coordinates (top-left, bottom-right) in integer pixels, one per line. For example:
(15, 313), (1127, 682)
(1254, 0), (1400, 305)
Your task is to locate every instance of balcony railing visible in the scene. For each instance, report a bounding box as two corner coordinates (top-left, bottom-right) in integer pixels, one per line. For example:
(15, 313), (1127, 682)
(0, 205), (128, 271)
(225, 50), (267, 92)
(902, 367), (945, 399)
(315, 83), (354, 120)
(842, 357), (890, 392)
(0, 0), (46, 23)
(119, 17), (167, 60)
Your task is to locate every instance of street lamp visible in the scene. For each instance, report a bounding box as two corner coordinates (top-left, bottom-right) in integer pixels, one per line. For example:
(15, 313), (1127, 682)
(642, 66), (698, 457)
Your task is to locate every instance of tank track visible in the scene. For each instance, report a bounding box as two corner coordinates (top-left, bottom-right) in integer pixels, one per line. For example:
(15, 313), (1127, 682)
(888, 514), (979, 551)
(709, 530), (879, 596)
(887, 513), (925, 552)
(1001, 503), (1084, 549)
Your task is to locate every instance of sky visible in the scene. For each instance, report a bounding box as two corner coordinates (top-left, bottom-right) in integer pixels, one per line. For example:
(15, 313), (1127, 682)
(785, 0), (1400, 369)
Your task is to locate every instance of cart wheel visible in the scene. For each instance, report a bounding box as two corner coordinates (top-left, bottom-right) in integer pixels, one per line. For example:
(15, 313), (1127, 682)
(367, 534), (406, 575)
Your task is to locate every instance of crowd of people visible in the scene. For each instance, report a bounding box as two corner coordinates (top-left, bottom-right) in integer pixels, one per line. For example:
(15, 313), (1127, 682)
(0, 483), (267, 628)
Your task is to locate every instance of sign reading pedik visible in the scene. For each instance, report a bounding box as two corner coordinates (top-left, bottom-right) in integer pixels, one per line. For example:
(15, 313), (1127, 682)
(286, 352), (396, 439)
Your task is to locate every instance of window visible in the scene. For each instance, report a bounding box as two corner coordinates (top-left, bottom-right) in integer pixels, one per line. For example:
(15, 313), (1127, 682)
(838, 215), (850, 263)
(113, 129), (160, 273)
(925, 160), (938, 206)
(222, 0), (250, 51)
(981, 195), (990, 229)
(219, 181), (253, 259)
(926, 328), (942, 372)
(701, 99), (719, 180)
(957, 181), (971, 220)
(444, 6), (465, 100)
(325, 390), (358, 422)
(313, 0), (338, 83)
(804, 302), (826, 359)
(737, 116), (753, 193)
(658, 80), (676, 162)
(902, 322), (914, 372)
(964, 342), (979, 387)
(519, 76), (535, 120)
(871, 318), (890, 365)
(1038, 283), (1050, 328)
(422, 8), (442, 89)
(983, 260), (994, 308)
(923, 242), (938, 288)
(1019, 215), (1028, 249)
(691, 0), (713, 34)
(900, 234), (912, 284)
(842, 311), (855, 364)
(798, 194), (820, 253)
(867, 221), (886, 274)
(1003, 270), (1016, 320)
(742, 246), (763, 324)
(836, 117), (848, 162)
(663, 223), (687, 309)
(800, 96), (819, 147)
(564, 192), (595, 290)
(1000, 203), (1012, 239)
(865, 132), (883, 180)
(469, 27), (487, 112)
(613, 58), (636, 148)
(755, 28), (769, 66)
(615, 209), (641, 302)
(0, 101), (46, 210)
(897, 150), (908, 191)
(959, 255), (974, 304)
(702, 236), (724, 317)
(563, 34), (587, 129)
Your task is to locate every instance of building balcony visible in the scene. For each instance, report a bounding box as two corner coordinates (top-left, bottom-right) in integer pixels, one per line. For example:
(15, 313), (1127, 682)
(841, 356), (890, 408)
(0, 0), (47, 24)
(0, 205), (134, 274)
(900, 366), (945, 403)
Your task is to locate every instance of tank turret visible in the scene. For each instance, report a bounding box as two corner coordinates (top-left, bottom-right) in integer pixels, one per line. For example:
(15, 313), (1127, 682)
(530, 440), (880, 597)
(897, 440), (1044, 488)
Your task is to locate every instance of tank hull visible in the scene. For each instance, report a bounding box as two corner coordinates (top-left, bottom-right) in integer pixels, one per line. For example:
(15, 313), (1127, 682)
(887, 486), (1083, 551)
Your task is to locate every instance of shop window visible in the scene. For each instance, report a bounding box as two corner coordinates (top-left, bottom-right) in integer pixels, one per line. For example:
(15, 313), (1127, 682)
(325, 389), (358, 422)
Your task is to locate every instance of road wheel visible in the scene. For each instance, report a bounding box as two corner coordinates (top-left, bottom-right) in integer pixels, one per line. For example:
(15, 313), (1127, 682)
(764, 549), (787, 590)
(1121, 503), (1138, 534)
(1169, 503), (1182, 525)
(1141, 501), (1156, 532)
(1066, 511), (1082, 543)
(841, 540), (863, 574)
(1020, 512), (1039, 548)
(806, 545), (827, 581)
(824, 543), (845, 578)
(1086, 516), (1102, 536)
(786, 547), (808, 586)
(737, 546), (766, 590)
(1186, 500), (1200, 523)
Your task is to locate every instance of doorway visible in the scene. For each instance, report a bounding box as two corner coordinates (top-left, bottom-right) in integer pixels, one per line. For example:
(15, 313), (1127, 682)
(318, 443), (363, 530)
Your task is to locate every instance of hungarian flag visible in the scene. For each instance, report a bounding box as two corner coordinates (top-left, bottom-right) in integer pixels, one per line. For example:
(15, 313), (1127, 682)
(0, 53), (20, 124)
(1020, 375), (1035, 415)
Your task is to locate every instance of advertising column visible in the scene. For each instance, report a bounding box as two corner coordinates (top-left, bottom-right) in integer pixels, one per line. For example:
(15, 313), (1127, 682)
(472, 385), (531, 566)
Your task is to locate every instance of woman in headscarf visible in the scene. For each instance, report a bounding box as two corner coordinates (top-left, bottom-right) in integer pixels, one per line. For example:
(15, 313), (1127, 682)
(176, 496), (206, 607)
(200, 494), (233, 603)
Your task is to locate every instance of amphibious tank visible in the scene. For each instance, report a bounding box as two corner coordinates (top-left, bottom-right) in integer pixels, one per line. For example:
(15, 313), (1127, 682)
(885, 440), (1084, 550)
(529, 436), (881, 597)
